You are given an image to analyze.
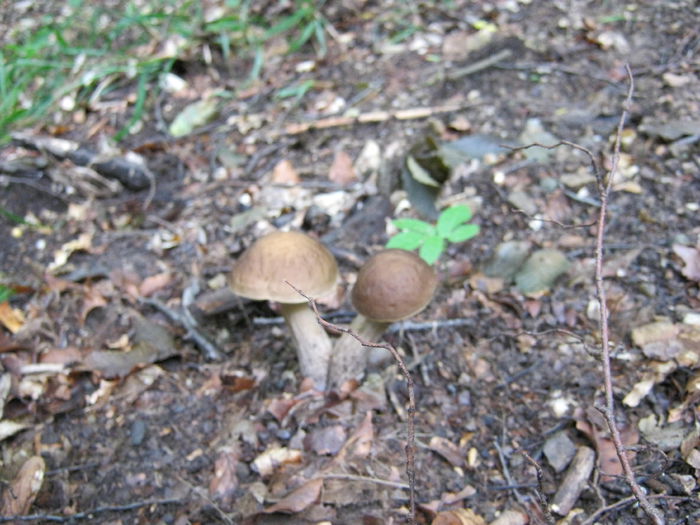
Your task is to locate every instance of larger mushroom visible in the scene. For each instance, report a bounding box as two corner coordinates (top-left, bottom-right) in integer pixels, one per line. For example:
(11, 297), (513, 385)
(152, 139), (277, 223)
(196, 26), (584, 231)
(230, 231), (338, 390)
(328, 249), (438, 390)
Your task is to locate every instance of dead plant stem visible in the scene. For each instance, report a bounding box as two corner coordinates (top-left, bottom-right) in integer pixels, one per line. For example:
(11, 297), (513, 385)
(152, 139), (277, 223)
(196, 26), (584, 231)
(594, 64), (664, 525)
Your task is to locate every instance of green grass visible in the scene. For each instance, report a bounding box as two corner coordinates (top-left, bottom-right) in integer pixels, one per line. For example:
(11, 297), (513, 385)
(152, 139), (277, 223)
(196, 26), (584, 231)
(0, 0), (328, 143)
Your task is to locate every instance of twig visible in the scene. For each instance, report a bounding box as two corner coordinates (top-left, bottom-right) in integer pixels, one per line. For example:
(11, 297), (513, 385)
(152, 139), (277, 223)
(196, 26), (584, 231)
(521, 449), (555, 525)
(0, 498), (180, 522)
(593, 64), (664, 525)
(581, 494), (692, 525)
(139, 287), (223, 360)
(506, 65), (664, 523)
(286, 281), (417, 525)
(321, 473), (410, 490)
(493, 440), (527, 505)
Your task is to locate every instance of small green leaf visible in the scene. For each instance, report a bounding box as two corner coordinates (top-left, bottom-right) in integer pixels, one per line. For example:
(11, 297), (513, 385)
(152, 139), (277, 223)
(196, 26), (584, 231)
(436, 205), (473, 237)
(419, 235), (445, 265)
(386, 231), (425, 251)
(392, 218), (436, 236)
(446, 223), (480, 243)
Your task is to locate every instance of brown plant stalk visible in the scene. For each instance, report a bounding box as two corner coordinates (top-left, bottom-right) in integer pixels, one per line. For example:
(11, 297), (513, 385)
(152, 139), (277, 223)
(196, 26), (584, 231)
(594, 64), (664, 524)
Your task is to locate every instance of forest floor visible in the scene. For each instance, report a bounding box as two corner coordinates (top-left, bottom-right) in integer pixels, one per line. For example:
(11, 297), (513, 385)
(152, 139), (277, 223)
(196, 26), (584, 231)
(1, 1), (699, 524)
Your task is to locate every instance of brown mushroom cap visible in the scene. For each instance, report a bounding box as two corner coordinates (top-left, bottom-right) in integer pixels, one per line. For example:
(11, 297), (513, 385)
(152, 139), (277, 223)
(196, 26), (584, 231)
(351, 249), (438, 323)
(230, 231), (338, 303)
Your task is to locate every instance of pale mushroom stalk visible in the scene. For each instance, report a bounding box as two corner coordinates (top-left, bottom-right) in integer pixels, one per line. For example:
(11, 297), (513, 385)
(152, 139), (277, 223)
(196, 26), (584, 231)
(326, 315), (387, 389)
(279, 302), (333, 389)
(328, 249), (437, 391)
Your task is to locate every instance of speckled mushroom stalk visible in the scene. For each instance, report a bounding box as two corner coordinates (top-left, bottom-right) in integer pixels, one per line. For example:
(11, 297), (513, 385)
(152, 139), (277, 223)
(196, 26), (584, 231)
(230, 231), (339, 390)
(327, 249), (438, 391)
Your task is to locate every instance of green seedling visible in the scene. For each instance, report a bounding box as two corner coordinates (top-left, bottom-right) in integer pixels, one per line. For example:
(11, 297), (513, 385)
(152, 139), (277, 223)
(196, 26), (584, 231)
(0, 285), (12, 303)
(386, 205), (480, 265)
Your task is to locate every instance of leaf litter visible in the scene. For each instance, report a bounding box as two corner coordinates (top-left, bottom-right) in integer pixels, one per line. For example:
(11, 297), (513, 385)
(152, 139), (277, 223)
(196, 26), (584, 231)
(0, 1), (699, 523)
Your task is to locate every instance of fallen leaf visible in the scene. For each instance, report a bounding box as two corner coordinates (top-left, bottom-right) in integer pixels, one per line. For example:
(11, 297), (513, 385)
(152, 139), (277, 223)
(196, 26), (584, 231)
(1, 456), (45, 516)
(336, 411), (374, 461)
(169, 97), (219, 137)
(209, 447), (240, 507)
(306, 425), (347, 456)
(429, 436), (465, 467)
(514, 249), (570, 295)
(0, 302), (25, 333)
(264, 478), (323, 514)
(673, 244), (700, 282)
(252, 447), (303, 477)
(489, 509), (529, 525)
(82, 312), (178, 377)
(575, 407), (638, 481)
(139, 272), (173, 297)
(0, 420), (30, 441)
(271, 159), (300, 184)
(432, 508), (487, 525)
(48, 232), (93, 272)
(328, 150), (356, 186)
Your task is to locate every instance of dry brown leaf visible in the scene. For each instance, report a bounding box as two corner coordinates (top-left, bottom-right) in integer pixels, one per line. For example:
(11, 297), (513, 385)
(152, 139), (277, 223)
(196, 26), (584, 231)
(432, 508), (487, 525)
(139, 272), (173, 297)
(575, 408), (638, 481)
(1, 456), (45, 516)
(307, 425), (347, 456)
(429, 436), (465, 467)
(673, 244), (700, 282)
(0, 302), (25, 333)
(209, 447), (240, 506)
(271, 159), (300, 184)
(328, 150), (356, 186)
(263, 478), (323, 514)
(336, 411), (374, 461)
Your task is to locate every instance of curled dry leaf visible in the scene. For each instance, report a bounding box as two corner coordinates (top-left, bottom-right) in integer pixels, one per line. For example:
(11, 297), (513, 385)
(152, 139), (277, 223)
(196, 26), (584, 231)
(263, 478), (323, 514)
(1, 456), (45, 516)
(429, 436), (465, 467)
(252, 447), (303, 477)
(432, 508), (487, 525)
(0, 302), (25, 333)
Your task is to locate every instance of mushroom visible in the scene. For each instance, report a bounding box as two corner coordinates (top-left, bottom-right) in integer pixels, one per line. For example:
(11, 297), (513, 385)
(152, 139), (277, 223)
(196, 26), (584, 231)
(230, 231), (338, 390)
(328, 249), (438, 390)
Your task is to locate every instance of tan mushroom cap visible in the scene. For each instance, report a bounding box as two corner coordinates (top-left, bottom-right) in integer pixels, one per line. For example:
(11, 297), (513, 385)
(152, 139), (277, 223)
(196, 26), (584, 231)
(230, 231), (338, 303)
(351, 249), (438, 323)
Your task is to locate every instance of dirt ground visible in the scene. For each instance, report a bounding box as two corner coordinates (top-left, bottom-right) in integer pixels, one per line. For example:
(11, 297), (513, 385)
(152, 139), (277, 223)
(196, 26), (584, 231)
(1, 1), (699, 524)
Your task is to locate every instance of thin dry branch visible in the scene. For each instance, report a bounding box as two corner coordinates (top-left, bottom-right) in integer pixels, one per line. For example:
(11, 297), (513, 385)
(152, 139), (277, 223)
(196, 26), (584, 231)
(505, 65), (665, 524)
(286, 281), (417, 525)
(594, 65), (664, 525)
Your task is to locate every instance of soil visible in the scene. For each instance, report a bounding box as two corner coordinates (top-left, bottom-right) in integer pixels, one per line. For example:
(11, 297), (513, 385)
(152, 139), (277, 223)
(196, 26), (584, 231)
(1, 1), (699, 524)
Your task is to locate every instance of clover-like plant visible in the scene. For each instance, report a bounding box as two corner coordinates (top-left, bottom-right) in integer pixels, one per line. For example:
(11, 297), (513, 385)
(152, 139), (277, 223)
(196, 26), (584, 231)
(386, 205), (480, 265)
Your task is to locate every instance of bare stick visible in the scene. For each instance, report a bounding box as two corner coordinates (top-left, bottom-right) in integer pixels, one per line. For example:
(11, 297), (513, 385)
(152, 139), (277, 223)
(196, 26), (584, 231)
(593, 65), (664, 524)
(504, 65), (664, 523)
(0, 498), (180, 523)
(286, 281), (417, 525)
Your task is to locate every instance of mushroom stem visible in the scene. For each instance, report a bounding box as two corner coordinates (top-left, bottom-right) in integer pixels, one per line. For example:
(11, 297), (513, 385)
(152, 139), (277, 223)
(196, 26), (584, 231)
(279, 302), (333, 390)
(328, 314), (388, 391)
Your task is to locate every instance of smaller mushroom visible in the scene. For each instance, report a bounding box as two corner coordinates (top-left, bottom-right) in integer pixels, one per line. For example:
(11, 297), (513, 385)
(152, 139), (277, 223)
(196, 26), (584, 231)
(230, 231), (338, 390)
(328, 249), (438, 390)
